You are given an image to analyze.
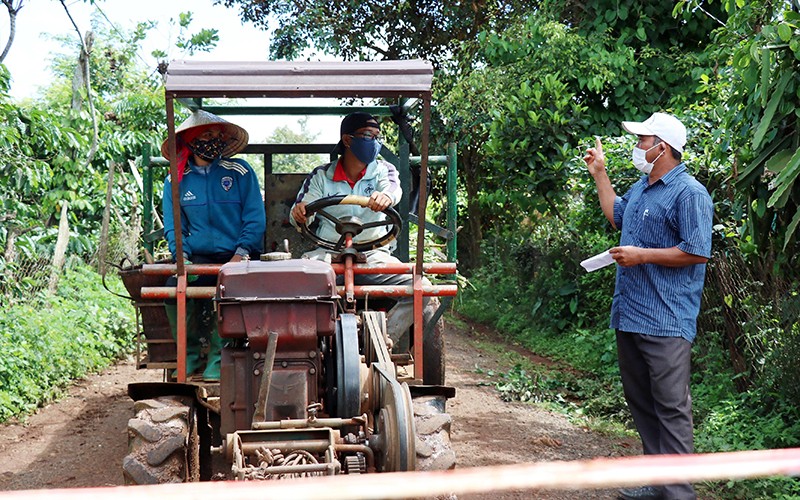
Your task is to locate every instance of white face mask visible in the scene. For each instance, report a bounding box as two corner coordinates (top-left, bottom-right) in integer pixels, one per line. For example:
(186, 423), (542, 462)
(631, 143), (664, 174)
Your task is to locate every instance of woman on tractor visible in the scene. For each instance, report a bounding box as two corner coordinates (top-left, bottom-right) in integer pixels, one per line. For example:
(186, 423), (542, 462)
(161, 110), (265, 381)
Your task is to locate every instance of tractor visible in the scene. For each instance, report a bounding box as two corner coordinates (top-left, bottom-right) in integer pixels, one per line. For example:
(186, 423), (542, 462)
(117, 60), (459, 482)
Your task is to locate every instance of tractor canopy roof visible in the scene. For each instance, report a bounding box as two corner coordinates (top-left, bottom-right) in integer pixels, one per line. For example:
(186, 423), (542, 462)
(164, 59), (433, 99)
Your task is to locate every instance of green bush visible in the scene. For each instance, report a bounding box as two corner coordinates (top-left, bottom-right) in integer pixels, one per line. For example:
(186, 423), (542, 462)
(695, 388), (800, 498)
(458, 192), (619, 371)
(491, 363), (629, 425)
(0, 263), (134, 421)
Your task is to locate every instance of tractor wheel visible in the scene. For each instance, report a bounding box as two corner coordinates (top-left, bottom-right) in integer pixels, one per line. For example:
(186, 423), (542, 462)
(122, 396), (199, 484)
(423, 313), (446, 386)
(413, 395), (455, 471)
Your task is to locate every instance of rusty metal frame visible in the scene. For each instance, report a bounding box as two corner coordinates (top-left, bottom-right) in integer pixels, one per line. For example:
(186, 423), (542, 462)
(139, 262), (456, 276)
(139, 262), (457, 300)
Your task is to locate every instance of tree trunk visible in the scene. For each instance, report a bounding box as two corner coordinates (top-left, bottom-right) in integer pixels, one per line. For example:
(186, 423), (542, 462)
(459, 147), (484, 271)
(61, 0), (99, 169)
(4, 225), (19, 268)
(0, 1), (23, 63)
(48, 202), (70, 294)
(98, 161), (116, 275)
(70, 30), (93, 112)
(708, 254), (751, 392)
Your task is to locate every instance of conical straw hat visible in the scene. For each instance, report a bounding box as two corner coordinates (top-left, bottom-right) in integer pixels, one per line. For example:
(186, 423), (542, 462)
(160, 109), (249, 160)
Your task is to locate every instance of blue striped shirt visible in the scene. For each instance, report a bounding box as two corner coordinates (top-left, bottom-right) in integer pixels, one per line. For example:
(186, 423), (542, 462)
(610, 163), (713, 342)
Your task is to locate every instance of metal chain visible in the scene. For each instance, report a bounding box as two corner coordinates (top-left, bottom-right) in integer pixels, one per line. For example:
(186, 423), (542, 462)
(241, 447), (322, 480)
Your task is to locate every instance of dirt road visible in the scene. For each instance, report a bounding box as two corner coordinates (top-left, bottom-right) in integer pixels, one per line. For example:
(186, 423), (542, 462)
(0, 319), (638, 497)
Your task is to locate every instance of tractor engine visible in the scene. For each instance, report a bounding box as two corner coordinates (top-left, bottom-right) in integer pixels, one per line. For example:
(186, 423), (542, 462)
(217, 259), (338, 435)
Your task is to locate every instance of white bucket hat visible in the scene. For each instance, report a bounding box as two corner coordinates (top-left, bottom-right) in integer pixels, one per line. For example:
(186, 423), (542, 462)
(622, 112), (687, 153)
(160, 109), (249, 160)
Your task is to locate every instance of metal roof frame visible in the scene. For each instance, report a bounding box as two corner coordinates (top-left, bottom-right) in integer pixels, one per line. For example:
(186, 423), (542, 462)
(165, 60), (433, 99)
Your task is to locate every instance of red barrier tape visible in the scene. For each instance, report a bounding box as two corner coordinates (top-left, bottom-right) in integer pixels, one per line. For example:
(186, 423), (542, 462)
(3, 448), (799, 499)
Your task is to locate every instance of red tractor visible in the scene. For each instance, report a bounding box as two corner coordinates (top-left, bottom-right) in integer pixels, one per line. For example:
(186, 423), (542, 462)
(119, 60), (459, 482)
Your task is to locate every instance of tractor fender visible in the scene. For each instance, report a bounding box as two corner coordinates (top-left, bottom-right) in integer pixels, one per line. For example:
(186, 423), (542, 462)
(128, 382), (199, 402)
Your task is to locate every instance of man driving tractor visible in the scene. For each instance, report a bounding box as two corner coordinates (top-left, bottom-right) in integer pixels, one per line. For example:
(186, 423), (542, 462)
(289, 112), (435, 345)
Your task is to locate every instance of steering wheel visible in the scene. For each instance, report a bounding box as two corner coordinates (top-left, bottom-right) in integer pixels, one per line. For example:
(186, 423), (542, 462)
(299, 195), (401, 252)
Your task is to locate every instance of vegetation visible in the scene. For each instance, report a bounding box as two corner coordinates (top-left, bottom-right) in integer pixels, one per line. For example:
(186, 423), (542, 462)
(0, 5), (215, 419)
(267, 118), (326, 173)
(0, 263), (134, 421)
(214, 0), (530, 67)
(1, 0), (800, 497)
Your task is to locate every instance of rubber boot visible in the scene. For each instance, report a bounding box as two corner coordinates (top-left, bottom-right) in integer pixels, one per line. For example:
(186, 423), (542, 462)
(165, 301), (203, 378)
(202, 322), (223, 382)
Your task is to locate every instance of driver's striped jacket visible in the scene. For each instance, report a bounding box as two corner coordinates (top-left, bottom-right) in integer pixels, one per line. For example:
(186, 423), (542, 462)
(289, 158), (402, 247)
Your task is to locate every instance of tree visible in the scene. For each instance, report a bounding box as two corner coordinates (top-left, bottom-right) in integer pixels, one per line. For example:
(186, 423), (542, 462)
(150, 12), (220, 76)
(548, 0), (725, 124)
(0, 14), (167, 268)
(214, 0), (530, 67)
(0, 61), (89, 286)
(267, 118), (324, 173)
(436, 3), (723, 267)
(215, 1), (723, 269)
(1, 3), (221, 292)
(681, 0), (800, 277)
(0, 2), (224, 266)
(60, 0), (99, 171)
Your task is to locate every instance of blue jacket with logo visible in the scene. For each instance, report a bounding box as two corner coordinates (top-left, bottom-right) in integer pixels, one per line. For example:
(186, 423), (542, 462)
(163, 158), (265, 261)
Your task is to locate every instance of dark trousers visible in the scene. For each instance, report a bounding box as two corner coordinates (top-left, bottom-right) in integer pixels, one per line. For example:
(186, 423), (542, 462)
(616, 330), (696, 500)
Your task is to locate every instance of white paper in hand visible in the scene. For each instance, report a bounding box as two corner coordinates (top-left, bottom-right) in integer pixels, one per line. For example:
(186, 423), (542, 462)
(580, 249), (615, 272)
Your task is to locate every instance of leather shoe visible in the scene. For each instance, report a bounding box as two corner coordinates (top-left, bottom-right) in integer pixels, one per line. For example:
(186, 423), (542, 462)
(618, 486), (663, 499)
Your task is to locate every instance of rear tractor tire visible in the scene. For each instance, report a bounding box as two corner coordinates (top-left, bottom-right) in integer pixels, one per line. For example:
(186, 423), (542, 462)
(423, 315), (446, 386)
(123, 396), (200, 484)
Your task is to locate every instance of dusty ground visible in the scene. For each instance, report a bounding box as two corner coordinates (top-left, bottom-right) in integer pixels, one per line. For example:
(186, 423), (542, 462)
(0, 361), (161, 490)
(445, 318), (639, 499)
(0, 318), (638, 498)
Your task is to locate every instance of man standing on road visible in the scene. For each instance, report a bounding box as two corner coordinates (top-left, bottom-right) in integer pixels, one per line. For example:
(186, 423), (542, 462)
(583, 112), (713, 500)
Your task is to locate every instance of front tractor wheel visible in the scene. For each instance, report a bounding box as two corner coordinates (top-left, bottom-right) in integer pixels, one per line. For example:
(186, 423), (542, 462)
(122, 396), (200, 484)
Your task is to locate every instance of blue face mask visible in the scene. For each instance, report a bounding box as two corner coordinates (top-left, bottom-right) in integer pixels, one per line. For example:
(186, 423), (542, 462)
(348, 136), (381, 165)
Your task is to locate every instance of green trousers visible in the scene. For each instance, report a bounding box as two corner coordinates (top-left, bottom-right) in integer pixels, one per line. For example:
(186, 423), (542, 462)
(164, 299), (221, 381)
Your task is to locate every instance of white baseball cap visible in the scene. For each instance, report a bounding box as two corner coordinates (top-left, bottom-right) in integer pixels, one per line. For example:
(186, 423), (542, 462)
(622, 112), (687, 153)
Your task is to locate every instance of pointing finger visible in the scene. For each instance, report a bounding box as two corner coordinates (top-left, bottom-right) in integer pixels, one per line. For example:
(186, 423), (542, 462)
(595, 136), (603, 152)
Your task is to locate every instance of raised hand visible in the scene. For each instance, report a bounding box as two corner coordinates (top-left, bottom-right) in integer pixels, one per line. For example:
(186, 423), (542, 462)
(583, 137), (606, 176)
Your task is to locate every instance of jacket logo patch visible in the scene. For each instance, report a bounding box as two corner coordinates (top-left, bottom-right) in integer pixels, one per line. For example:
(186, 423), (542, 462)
(363, 183), (375, 196)
(221, 176), (233, 192)
(182, 190), (196, 201)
